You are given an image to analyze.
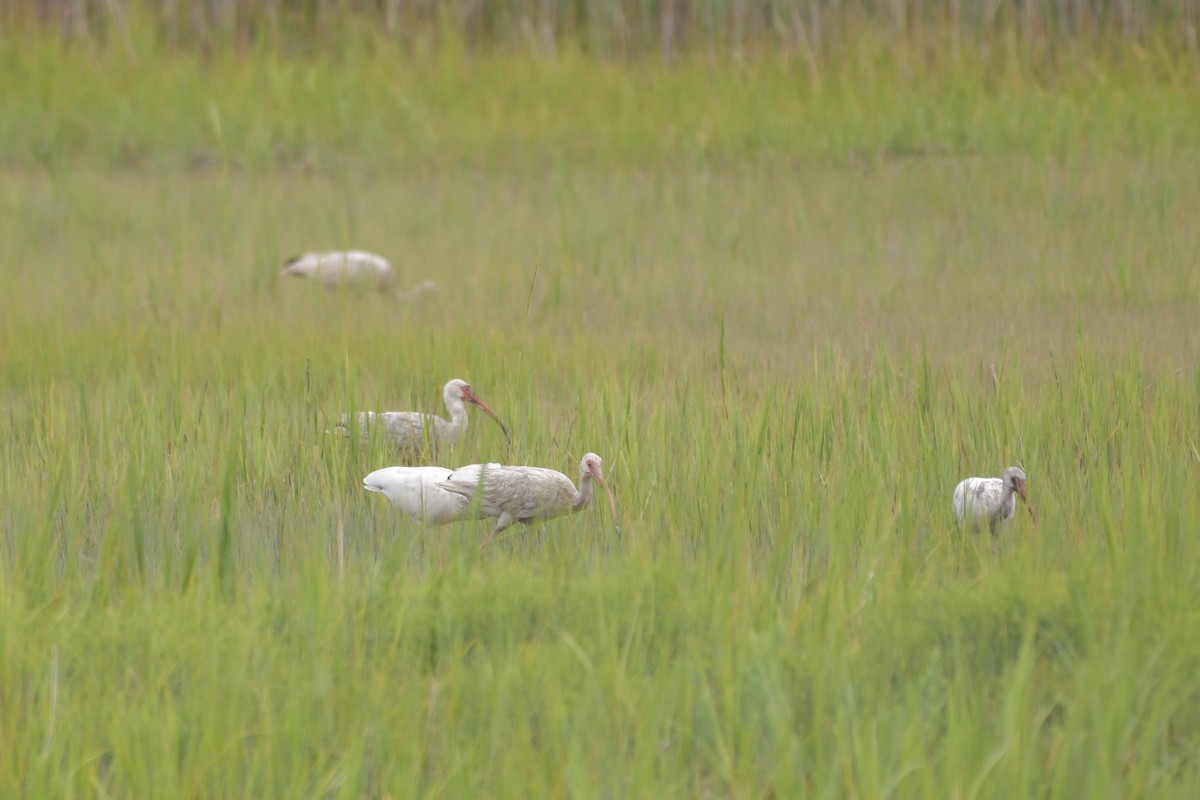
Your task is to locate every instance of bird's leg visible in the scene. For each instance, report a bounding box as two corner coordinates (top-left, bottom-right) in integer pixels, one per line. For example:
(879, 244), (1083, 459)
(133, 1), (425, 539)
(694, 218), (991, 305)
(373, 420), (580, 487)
(479, 512), (515, 552)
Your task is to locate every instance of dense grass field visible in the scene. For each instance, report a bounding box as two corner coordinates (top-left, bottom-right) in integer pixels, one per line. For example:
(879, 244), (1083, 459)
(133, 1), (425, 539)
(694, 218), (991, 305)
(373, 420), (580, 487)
(3, 26), (1200, 797)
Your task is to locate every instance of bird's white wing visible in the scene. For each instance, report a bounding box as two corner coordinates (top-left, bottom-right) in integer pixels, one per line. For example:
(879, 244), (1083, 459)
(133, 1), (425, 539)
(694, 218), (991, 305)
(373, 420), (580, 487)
(344, 250), (391, 269)
(972, 479), (1005, 515)
(437, 463), (501, 499)
(337, 251), (393, 282)
(375, 412), (427, 442)
(953, 477), (1004, 524)
(444, 463), (504, 483)
(282, 251), (392, 285)
(476, 467), (576, 521)
(333, 411), (433, 453)
(439, 466), (575, 519)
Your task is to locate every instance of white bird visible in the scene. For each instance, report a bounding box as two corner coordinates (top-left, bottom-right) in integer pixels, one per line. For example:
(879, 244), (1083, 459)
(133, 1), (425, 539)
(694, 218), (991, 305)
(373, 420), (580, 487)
(952, 466), (1033, 535)
(281, 250), (438, 299)
(363, 463), (502, 525)
(336, 379), (510, 458)
(437, 453), (619, 551)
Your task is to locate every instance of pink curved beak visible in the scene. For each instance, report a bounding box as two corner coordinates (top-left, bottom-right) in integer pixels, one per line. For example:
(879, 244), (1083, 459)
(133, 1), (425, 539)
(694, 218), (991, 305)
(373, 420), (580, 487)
(463, 387), (511, 442)
(592, 467), (620, 534)
(1017, 478), (1036, 521)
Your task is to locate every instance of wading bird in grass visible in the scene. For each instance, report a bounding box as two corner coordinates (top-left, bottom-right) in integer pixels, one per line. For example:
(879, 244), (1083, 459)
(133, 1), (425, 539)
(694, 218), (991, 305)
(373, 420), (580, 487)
(952, 466), (1034, 536)
(281, 250), (438, 299)
(363, 463), (502, 525)
(335, 379), (510, 458)
(437, 453), (619, 551)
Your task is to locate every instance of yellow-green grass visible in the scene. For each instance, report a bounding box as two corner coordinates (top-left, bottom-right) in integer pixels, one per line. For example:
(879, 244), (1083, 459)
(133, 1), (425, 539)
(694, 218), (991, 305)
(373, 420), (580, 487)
(3, 31), (1198, 169)
(2, 39), (1200, 798)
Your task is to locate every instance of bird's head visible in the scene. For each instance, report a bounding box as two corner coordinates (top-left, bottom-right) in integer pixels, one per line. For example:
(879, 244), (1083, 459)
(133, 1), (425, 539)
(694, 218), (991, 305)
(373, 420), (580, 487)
(580, 453), (619, 532)
(1004, 466), (1028, 502)
(447, 379), (511, 441)
(582, 453), (605, 482)
(281, 255), (304, 275)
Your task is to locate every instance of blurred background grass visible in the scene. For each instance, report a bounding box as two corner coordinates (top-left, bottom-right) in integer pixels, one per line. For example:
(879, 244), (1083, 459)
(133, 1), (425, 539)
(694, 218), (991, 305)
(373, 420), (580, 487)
(2, 1), (1199, 169)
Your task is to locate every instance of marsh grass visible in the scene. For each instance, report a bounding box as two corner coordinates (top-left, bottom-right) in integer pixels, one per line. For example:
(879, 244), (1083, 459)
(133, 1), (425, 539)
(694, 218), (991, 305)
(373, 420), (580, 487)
(3, 28), (1199, 170)
(8, 0), (1200, 59)
(2, 29), (1200, 798)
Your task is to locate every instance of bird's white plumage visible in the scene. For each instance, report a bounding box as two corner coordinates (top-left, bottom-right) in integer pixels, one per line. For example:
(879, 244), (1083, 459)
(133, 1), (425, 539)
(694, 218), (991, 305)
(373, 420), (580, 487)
(438, 453), (617, 549)
(280, 250), (439, 300)
(336, 379), (509, 458)
(363, 464), (502, 525)
(281, 251), (394, 288)
(440, 465), (578, 523)
(952, 466), (1029, 534)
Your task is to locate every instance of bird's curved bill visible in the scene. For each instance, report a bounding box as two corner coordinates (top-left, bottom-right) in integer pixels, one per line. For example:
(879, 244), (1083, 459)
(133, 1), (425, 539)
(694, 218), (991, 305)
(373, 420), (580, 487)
(595, 473), (619, 534)
(464, 390), (511, 441)
(1017, 480), (1036, 521)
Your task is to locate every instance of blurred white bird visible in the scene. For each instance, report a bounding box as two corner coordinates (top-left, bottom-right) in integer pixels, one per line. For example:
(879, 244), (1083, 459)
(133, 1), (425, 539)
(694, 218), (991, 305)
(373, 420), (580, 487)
(437, 453), (618, 550)
(952, 466), (1033, 535)
(336, 379), (510, 458)
(281, 250), (438, 299)
(363, 463), (502, 525)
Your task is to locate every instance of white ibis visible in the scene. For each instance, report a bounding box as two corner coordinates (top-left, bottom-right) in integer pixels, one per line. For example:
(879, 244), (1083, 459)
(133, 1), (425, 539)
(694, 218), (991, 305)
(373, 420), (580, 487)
(336, 379), (510, 457)
(363, 463), (502, 525)
(437, 453), (619, 551)
(952, 466), (1033, 535)
(281, 250), (438, 299)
